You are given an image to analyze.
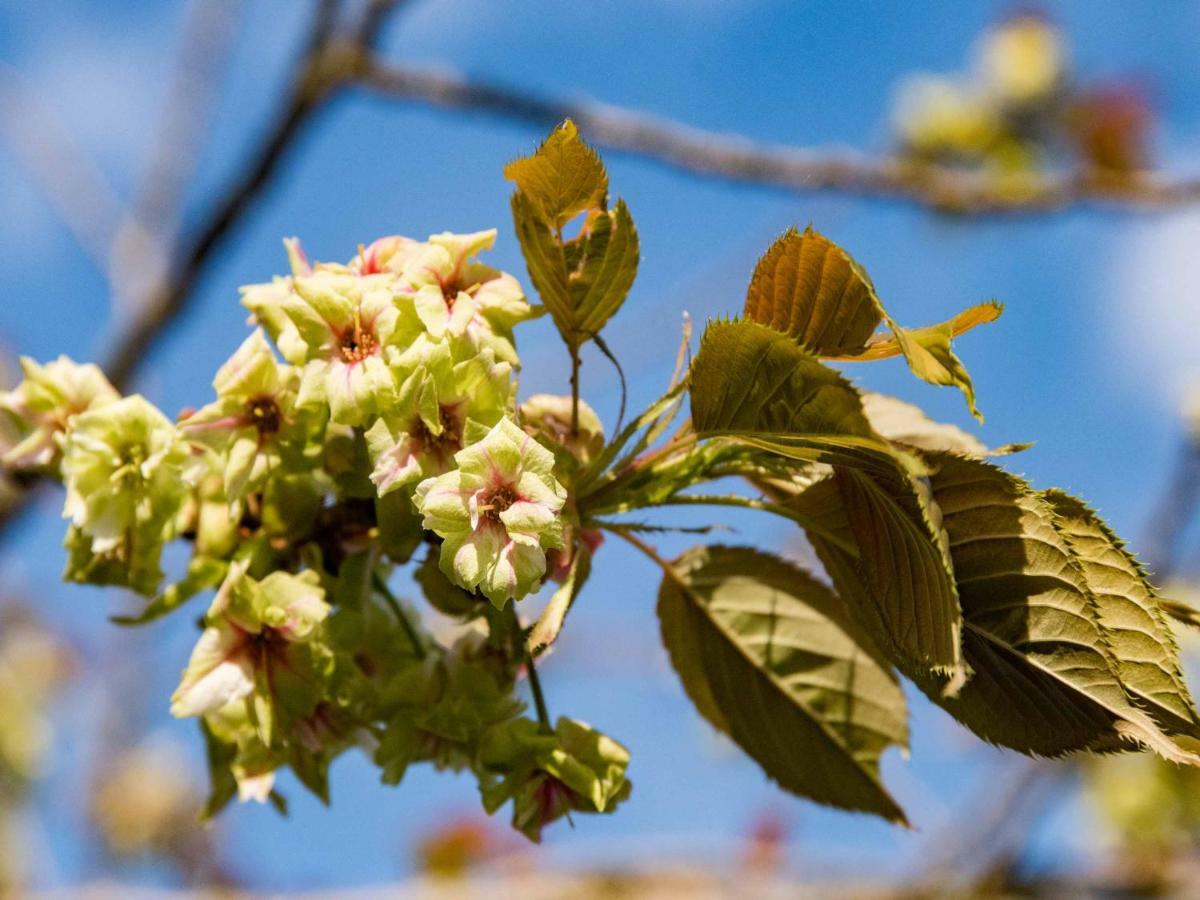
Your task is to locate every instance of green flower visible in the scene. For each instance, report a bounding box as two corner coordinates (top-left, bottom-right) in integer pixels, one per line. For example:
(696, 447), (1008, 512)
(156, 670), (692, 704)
(0, 355), (118, 471)
(171, 561), (332, 746)
(519, 393), (605, 464)
(366, 340), (514, 496)
(399, 229), (534, 365)
(376, 634), (523, 784)
(414, 418), (566, 606)
(281, 268), (424, 425)
(180, 330), (318, 500)
(202, 700), (283, 807)
(479, 716), (632, 843)
(60, 395), (189, 594)
(352, 234), (427, 276)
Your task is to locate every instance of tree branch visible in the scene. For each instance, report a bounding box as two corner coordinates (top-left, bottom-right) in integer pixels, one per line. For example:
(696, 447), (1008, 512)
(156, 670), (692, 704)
(355, 58), (1200, 215)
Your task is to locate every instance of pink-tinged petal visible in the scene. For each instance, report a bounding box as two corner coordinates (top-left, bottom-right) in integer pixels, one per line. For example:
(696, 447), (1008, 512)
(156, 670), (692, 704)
(237, 770), (276, 804)
(170, 625), (254, 718)
(499, 499), (556, 535)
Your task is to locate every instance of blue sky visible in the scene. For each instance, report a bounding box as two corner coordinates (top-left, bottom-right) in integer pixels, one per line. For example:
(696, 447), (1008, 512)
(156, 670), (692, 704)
(3, 0), (1200, 890)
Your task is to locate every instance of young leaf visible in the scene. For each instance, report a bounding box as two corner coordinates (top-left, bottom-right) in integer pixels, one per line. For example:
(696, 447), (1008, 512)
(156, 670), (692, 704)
(689, 319), (910, 477)
(743, 227), (883, 354)
(741, 226), (999, 420)
(110, 556), (228, 626)
(507, 121), (639, 351)
(657, 545), (909, 823)
(504, 120), (608, 230)
(860, 392), (992, 457)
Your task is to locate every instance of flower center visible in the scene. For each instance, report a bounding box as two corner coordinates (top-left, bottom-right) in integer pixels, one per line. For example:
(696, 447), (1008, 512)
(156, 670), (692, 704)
(339, 327), (378, 363)
(246, 395), (281, 436)
(411, 405), (462, 459)
(481, 485), (517, 523)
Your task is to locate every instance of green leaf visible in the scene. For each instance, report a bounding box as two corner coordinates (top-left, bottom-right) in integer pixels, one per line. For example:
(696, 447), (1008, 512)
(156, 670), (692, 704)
(740, 226), (999, 420)
(110, 556), (228, 626)
(689, 319), (910, 477)
(200, 720), (238, 820)
(508, 122), (639, 352)
(503, 120), (608, 230)
(861, 392), (1009, 457)
(922, 455), (1200, 763)
(1045, 490), (1200, 738)
(656, 545), (909, 822)
(835, 468), (963, 677)
(743, 227), (883, 355)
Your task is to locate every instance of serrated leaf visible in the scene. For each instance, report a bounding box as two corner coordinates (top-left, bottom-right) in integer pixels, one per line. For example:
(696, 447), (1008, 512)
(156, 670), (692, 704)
(741, 226), (999, 420)
(1045, 490), (1200, 738)
(689, 319), (911, 477)
(922, 454), (1199, 763)
(835, 468), (964, 677)
(504, 120), (608, 229)
(861, 392), (991, 457)
(657, 545), (909, 822)
(743, 227), (883, 354)
(776, 461), (1200, 764)
(508, 122), (638, 351)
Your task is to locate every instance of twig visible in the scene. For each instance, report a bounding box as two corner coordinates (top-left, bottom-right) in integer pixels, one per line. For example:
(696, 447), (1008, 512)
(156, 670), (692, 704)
(111, 0), (245, 312)
(356, 59), (1200, 216)
(0, 64), (128, 276)
(372, 571), (426, 659)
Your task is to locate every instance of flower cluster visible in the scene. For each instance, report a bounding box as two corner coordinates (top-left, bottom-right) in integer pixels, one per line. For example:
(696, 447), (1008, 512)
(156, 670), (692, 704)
(0, 228), (627, 842)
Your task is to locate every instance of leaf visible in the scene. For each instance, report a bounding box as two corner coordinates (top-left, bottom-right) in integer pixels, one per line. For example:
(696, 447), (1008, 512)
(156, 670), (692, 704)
(689, 319), (910, 477)
(528, 549), (591, 656)
(861, 392), (992, 457)
(110, 556), (228, 626)
(741, 226), (999, 420)
(503, 120), (607, 230)
(834, 303), (1002, 363)
(870, 306), (1000, 422)
(835, 468), (964, 678)
(923, 454), (1200, 763)
(1045, 490), (1200, 738)
(508, 121), (639, 351)
(657, 545), (909, 822)
(743, 227), (883, 354)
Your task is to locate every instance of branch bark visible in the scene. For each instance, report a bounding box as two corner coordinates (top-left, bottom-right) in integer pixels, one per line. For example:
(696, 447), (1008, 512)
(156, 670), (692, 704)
(356, 59), (1200, 216)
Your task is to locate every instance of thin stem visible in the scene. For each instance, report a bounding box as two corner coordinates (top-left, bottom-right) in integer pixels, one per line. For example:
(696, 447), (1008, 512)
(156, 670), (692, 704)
(645, 493), (860, 556)
(526, 648), (552, 733)
(569, 345), (581, 439)
(372, 572), (426, 659)
(507, 603), (552, 732)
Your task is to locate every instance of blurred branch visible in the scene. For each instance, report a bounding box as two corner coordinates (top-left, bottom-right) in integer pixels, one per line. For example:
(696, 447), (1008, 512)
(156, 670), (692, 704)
(0, 64), (128, 276)
(111, 0), (245, 311)
(356, 58), (1200, 215)
(1144, 431), (1200, 579)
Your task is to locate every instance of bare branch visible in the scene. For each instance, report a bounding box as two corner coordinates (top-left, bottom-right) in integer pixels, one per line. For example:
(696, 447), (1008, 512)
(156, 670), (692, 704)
(356, 59), (1200, 215)
(110, 0), (245, 312)
(0, 63), (127, 275)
